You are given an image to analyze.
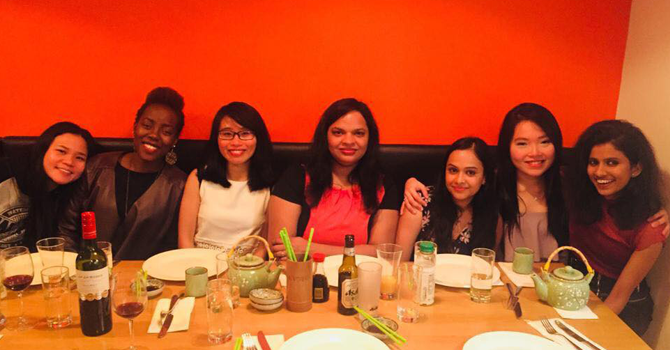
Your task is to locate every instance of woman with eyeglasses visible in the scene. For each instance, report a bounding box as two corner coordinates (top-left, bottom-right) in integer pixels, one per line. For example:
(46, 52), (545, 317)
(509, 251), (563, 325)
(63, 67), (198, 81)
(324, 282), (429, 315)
(178, 102), (273, 254)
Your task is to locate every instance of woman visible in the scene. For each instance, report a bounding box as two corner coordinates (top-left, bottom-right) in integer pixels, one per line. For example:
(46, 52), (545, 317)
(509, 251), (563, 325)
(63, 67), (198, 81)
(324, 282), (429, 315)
(0, 122), (95, 250)
(178, 102), (273, 255)
(568, 120), (665, 336)
(268, 98), (400, 257)
(59, 87), (187, 260)
(395, 137), (498, 261)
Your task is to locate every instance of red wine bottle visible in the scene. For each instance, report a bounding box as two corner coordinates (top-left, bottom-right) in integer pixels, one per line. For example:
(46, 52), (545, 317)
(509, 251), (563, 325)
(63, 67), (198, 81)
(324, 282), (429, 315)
(76, 212), (112, 336)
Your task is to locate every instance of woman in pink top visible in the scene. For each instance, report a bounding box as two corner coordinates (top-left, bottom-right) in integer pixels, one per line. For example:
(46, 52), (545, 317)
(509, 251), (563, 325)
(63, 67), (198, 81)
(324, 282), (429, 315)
(568, 120), (665, 336)
(268, 98), (400, 257)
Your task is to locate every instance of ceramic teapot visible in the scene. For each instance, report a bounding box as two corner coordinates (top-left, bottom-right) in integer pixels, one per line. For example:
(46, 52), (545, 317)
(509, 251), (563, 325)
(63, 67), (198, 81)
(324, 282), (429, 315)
(227, 236), (283, 297)
(530, 246), (594, 311)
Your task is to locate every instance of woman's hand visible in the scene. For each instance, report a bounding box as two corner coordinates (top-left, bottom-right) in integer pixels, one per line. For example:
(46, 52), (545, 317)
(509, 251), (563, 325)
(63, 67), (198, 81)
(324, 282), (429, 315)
(270, 236), (308, 260)
(648, 209), (669, 238)
(402, 177), (428, 215)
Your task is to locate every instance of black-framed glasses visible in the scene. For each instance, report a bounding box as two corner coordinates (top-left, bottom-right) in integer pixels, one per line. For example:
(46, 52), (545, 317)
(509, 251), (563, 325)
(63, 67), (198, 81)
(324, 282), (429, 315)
(218, 130), (255, 140)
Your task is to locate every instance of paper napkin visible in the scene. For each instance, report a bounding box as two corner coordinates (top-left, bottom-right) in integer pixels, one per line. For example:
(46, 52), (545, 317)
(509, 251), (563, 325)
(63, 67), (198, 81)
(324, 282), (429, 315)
(527, 318), (606, 350)
(252, 334), (285, 349)
(147, 297), (196, 334)
(554, 305), (598, 319)
(499, 262), (535, 288)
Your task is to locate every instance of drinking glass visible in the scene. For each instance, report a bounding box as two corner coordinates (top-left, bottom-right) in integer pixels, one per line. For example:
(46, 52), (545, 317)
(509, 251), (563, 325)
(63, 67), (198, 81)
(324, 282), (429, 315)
(397, 262), (420, 323)
(36, 237), (65, 269)
(206, 279), (234, 344)
(112, 271), (148, 350)
(376, 243), (402, 300)
(97, 241), (113, 269)
(357, 261), (382, 319)
(470, 248), (495, 303)
(40, 266), (72, 328)
(1, 246), (35, 330)
(216, 252), (239, 306)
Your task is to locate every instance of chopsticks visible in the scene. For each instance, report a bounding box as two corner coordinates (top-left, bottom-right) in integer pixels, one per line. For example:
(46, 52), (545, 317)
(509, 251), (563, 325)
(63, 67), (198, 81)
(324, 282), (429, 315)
(233, 336), (242, 350)
(279, 228), (297, 262)
(354, 306), (407, 345)
(303, 228), (314, 262)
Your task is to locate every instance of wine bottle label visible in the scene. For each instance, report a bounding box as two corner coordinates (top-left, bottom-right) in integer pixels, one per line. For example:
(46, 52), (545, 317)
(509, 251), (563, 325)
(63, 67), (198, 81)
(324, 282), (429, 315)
(76, 267), (110, 301)
(341, 278), (358, 308)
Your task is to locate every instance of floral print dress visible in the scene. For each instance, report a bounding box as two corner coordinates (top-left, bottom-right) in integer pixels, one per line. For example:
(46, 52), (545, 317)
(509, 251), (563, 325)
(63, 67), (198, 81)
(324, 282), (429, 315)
(416, 187), (474, 256)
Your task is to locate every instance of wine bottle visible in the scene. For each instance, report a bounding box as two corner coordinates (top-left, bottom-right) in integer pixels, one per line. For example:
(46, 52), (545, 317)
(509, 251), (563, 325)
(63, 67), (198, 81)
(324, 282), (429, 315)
(76, 211), (112, 336)
(337, 234), (358, 315)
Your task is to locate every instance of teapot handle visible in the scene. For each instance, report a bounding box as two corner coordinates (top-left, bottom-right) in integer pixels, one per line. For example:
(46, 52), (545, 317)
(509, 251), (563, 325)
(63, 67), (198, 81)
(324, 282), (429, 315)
(542, 246), (593, 275)
(228, 235), (274, 260)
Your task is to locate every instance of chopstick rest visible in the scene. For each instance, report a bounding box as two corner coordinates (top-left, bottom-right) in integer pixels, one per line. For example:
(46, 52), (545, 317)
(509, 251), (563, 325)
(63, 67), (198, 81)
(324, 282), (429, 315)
(147, 297), (196, 334)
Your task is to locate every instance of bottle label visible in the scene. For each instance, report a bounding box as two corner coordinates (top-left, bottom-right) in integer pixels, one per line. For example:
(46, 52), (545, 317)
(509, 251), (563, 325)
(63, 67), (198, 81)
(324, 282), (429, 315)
(344, 247), (354, 256)
(415, 265), (435, 305)
(341, 278), (358, 308)
(314, 288), (324, 300)
(76, 267), (110, 301)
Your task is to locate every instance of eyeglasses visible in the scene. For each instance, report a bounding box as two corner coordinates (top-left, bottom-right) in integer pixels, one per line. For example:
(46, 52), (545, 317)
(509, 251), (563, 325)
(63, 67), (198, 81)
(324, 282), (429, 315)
(218, 130), (255, 140)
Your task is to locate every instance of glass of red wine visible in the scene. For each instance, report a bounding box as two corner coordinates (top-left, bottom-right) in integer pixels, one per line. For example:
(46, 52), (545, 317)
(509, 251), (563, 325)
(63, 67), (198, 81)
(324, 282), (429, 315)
(1, 246), (35, 330)
(112, 271), (148, 350)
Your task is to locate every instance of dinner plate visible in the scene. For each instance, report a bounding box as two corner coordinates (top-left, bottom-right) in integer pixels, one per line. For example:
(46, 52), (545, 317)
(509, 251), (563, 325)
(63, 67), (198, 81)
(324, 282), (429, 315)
(324, 254), (380, 287)
(463, 331), (563, 350)
(21, 252), (78, 286)
(280, 328), (388, 350)
(143, 248), (224, 281)
(435, 254), (501, 288)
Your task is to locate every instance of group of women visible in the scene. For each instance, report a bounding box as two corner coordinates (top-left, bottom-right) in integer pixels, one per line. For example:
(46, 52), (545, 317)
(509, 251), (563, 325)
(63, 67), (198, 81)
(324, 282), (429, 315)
(0, 87), (667, 336)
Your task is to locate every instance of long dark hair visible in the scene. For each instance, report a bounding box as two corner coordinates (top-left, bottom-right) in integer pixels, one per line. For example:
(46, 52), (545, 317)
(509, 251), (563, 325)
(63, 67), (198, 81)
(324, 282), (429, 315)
(198, 102), (274, 191)
(424, 137), (498, 250)
(496, 103), (568, 246)
(305, 98), (382, 212)
(135, 87), (186, 136)
(568, 120), (663, 229)
(13, 122), (96, 247)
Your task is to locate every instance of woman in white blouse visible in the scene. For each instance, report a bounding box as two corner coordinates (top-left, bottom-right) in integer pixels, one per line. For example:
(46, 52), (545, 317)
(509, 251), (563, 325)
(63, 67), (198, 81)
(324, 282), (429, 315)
(178, 102), (274, 255)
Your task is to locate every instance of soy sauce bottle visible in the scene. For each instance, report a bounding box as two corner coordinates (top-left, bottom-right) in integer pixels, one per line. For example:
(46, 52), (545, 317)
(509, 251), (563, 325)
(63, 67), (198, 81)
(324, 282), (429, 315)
(312, 253), (329, 303)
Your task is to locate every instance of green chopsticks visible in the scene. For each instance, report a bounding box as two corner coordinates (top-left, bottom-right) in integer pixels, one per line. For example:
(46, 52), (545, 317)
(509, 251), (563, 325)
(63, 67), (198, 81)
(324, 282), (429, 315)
(233, 337), (242, 350)
(279, 228), (297, 262)
(354, 306), (407, 345)
(303, 228), (314, 261)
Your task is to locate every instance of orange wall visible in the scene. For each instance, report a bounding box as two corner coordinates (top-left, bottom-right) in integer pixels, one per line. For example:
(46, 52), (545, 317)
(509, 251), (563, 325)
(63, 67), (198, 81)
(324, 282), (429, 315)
(0, 0), (631, 145)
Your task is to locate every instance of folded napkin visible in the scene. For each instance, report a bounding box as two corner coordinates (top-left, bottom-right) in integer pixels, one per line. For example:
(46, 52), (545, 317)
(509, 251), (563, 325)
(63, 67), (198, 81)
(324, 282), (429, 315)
(147, 297), (196, 334)
(251, 334), (285, 349)
(527, 318), (606, 350)
(554, 305), (598, 320)
(498, 262), (535, 288)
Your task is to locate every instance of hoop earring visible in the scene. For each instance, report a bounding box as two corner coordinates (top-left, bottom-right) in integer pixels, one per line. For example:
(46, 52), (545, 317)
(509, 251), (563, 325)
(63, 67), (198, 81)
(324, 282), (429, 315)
(165, 145), (177, 165)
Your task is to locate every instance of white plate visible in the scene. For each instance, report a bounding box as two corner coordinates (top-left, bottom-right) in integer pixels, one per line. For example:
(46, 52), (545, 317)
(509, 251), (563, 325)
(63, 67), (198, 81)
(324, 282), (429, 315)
(280, 328), (388, 350)
(463, 331), (563, 350)
(142, 248), (224, 281)
(435, 254), (501, 288)
(26, 252), (78, 286)
(324, 254), (380, 287)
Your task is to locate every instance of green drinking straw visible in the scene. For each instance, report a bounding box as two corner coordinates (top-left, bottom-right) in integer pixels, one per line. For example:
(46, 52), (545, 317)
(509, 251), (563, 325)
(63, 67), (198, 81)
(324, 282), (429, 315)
(303, 228), (314, 261)
(279, 229), (297, 262)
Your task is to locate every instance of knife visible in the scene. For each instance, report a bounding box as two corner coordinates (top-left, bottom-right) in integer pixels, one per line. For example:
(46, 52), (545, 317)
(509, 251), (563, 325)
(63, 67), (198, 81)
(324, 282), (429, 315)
(513, 298), (522, 318)
(504, 283), (518, 309)
(555, 320), (599, 350)
(257, 330), (272, 350)
(158, 293), (182, 338)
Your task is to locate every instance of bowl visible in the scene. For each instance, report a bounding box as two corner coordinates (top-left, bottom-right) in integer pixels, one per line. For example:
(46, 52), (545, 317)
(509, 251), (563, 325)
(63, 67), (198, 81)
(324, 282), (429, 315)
(361, 316), (399, 340)
(250, 299), (283, 311)
(249, 288), (284, 305)
(130, 278), (165, 298)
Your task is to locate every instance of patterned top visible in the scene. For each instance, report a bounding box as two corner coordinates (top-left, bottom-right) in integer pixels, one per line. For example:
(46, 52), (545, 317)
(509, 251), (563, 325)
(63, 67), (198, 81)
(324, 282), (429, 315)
(416, 187), (473, 256)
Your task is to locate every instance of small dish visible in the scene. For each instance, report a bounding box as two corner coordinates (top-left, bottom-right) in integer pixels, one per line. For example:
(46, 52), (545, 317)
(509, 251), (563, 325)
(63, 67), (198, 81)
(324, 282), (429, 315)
(361, 317), (399, 340)
(250, 299), (283, 311)
(249, 288), (283, 305)
(130, 278), (165, 298)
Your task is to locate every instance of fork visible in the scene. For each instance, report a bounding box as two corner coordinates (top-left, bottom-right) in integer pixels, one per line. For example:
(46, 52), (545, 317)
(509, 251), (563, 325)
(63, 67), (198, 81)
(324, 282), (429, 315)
(540, 319), (581, 349)
(242, 332), (258, 350)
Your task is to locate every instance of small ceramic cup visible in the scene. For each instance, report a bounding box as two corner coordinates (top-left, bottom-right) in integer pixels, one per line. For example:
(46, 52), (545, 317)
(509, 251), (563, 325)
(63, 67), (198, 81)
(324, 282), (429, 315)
(512, 247), (534, 275)
(185, 266), (208, 297)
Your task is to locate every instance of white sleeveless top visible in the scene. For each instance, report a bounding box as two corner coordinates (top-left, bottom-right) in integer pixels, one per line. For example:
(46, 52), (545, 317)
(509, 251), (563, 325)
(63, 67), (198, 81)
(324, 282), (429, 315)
(194, 179), (270, 252)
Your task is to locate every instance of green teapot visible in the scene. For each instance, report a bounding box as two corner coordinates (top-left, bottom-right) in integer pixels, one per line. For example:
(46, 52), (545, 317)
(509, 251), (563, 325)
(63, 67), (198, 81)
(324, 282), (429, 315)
(227, 236), (283, 297)
(530, 246), (594, 311)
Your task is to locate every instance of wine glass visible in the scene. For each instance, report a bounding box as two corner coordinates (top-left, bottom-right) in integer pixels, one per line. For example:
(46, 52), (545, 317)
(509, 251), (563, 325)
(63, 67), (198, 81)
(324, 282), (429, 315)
(1, 246), (35, 330)
(112, 271), (148, 350)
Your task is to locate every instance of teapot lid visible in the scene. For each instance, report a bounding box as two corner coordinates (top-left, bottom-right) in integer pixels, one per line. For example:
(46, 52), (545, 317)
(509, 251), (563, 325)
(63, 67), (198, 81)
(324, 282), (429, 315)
(552, 265), (584, 281)
(234, 253), (265, 268)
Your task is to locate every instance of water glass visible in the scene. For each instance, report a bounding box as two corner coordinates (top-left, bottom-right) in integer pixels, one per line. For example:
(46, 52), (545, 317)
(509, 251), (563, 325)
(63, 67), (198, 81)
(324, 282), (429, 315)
(397, 262), (420, 323)
(470, 248), (495, 303)
(357, 261), (382, 319)
(97, 241), (113, 269)
(206, 279), (234, 344)
(376, 243), (402, 300)
(36, 237), (65, 269)
(40, 266), (72, 328)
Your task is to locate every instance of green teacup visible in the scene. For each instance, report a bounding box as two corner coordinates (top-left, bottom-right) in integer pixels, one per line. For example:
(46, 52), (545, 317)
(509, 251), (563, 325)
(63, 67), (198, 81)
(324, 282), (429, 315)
(185, 266), (208, 297)
(512, 247), (534, 275)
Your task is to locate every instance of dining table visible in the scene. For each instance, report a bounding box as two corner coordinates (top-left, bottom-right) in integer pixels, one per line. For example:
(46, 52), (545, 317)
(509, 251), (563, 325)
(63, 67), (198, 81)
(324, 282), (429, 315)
(0, 260), (652, 349)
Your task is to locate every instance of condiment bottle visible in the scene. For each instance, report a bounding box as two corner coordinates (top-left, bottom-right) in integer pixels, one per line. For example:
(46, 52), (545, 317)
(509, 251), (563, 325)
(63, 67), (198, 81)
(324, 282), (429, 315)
(337, 234), (358, 315)
(312, 253), (329, 303)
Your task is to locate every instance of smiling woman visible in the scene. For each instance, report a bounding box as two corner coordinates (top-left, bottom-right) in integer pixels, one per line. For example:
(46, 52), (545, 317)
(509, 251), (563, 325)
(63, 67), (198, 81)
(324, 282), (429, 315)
(58, 87), (187, 260)
(0, 122), (95, 250)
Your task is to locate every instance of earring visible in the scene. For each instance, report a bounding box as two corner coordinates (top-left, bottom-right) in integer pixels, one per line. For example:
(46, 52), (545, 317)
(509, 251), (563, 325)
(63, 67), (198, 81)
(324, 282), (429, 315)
(165, 145), (177, 165)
